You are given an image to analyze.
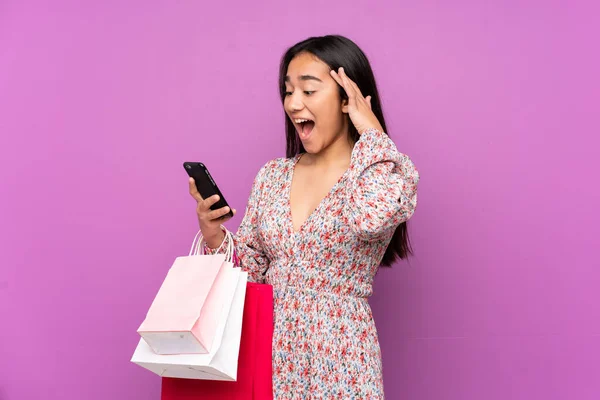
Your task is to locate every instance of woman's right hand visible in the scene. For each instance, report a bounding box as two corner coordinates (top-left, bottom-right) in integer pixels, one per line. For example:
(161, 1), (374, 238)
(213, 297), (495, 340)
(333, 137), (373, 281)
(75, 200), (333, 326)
(188, 178), (236, 248)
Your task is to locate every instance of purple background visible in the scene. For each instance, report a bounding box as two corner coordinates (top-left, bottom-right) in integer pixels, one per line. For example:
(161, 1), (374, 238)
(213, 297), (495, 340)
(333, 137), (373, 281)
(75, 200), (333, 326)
(1, 1), (599, 399)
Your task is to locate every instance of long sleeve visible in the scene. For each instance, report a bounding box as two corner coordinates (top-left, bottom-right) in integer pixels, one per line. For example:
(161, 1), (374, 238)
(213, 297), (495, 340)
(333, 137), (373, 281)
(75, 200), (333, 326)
(204, 162), (272, 283)
(344, 128), (419, 240)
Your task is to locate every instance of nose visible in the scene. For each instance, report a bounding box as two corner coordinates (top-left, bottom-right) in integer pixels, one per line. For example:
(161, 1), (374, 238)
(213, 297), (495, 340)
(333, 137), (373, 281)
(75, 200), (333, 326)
(286, 91), (304, 112)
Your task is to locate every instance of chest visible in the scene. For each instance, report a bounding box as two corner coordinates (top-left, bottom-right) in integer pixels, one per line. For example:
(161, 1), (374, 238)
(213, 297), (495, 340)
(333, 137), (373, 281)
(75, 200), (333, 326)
(289, 164), (347, 232)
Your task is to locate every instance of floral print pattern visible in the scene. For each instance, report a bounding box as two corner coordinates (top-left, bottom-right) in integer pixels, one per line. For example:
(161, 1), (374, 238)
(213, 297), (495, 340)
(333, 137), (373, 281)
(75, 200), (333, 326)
(207, 128), (419, 399)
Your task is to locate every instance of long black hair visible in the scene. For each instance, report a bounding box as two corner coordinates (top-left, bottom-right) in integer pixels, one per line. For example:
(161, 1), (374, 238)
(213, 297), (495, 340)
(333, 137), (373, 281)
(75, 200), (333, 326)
(278, 34), (412, 266)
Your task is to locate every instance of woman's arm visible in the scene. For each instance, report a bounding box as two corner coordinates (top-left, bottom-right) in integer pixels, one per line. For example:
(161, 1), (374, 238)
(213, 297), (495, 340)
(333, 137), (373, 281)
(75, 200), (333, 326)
(344, 128), (419, 240)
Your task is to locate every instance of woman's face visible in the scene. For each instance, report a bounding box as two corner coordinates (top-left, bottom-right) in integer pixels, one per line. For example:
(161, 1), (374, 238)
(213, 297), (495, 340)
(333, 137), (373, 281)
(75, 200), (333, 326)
(284, 52), (349, 154)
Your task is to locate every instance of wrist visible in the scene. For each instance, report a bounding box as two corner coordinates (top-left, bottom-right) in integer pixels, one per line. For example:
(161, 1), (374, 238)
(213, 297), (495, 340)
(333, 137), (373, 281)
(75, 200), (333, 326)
(204, 226), (226, 249)
(359, 125), (384, 136)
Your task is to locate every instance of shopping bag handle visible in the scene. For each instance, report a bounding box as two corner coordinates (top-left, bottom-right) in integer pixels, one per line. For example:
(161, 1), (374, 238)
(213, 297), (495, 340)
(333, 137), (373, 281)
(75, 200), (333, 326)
(188, 227), (235, 262)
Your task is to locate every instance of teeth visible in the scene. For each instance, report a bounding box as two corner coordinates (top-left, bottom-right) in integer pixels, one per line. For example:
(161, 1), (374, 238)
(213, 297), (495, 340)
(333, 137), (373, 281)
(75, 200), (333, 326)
(294, 119), (311, 124)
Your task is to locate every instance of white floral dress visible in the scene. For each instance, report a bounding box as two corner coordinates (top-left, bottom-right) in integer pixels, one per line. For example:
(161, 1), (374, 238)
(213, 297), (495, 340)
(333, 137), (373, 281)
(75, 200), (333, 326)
(207, 128), (419, 399)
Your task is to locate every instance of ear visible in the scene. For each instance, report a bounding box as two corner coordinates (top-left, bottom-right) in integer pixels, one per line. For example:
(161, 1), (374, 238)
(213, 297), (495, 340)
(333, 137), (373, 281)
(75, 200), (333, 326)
(341, 98), (349, 114)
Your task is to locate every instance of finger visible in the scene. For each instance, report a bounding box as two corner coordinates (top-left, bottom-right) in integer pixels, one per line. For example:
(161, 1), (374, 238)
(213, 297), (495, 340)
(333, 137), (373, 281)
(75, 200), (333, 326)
(339, 68), (363, 98)
(203, 194), (220, 208)
(339, 67), (357, 95)
(332, 68), (353, 101)
(189, 178), (204, 201)
(207, 206), (231, 221)
(346, 73), (365, 99)
(329, 69), (344, 88)
(366, 95), (372, 110)
(338, 68), (353, 94)
(346, 81), (370, 110)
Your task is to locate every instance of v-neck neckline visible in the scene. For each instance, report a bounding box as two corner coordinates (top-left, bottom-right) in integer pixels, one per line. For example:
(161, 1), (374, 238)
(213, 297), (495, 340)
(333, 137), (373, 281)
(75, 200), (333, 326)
(286, 153), (350, 235)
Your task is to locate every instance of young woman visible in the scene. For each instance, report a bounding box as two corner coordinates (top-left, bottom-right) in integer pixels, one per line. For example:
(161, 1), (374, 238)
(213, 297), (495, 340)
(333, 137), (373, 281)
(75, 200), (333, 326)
(189, 35), (419, 399)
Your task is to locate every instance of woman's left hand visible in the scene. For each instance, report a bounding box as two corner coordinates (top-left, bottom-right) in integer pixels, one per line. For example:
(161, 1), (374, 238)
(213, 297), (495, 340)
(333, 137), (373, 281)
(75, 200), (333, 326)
(330, 67), (384, 135)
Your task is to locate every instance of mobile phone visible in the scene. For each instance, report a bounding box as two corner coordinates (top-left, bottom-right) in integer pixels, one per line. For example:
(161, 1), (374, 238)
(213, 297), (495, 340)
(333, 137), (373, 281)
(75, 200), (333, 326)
(183, 161), (233, 219)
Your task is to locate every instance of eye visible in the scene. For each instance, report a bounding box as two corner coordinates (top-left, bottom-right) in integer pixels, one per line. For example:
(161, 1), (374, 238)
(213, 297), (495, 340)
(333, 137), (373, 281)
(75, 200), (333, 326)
(284, 91), (293, 96)
(304, 91), (315, 96)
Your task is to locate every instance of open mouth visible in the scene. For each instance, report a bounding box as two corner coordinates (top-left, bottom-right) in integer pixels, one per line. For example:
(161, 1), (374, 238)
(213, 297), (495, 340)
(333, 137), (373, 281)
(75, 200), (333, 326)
(294, 118), (315, 140)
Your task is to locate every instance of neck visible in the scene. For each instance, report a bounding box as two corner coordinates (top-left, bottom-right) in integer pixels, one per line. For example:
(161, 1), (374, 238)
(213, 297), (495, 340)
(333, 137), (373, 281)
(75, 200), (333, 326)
(307, 129), (354, 169)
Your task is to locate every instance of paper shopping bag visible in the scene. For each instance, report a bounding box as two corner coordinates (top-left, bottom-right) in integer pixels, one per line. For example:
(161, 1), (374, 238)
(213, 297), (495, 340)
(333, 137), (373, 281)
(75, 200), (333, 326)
(137, 252), (234, 355)
(131, 269), (248, 380)
(161, 282), (274, 399)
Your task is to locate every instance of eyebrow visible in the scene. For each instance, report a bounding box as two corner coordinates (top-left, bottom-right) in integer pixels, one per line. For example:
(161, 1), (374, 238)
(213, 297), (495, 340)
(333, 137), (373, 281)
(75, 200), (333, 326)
(285, 75), (323, 83)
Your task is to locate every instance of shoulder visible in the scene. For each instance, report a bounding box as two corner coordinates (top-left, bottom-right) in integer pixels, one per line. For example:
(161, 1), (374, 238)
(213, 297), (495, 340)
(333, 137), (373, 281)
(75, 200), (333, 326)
(253, 156), (296, 184)
(257, 157), (294, 177)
